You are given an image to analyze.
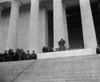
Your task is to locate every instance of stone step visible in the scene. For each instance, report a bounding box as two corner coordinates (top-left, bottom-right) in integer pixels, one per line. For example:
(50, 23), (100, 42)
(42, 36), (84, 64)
(0, 60), (35, 82)
(0, 54), (100, 82)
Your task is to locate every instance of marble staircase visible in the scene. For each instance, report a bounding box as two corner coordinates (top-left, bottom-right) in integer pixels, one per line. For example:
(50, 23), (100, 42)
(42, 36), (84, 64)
(0, 54), (100, 82)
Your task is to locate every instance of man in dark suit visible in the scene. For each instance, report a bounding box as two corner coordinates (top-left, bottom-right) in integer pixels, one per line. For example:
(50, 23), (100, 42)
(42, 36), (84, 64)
(0, 53), (3, 62)
(3, 50), (8, 62)
(31, 50), (37, 59)
(26, 50), (30, 60)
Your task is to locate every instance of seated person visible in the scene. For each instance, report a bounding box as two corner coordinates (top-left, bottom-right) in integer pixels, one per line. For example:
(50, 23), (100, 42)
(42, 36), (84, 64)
(31, 50), (37, 59)
(26, 50), (30, 60)
(42, 46), (48, 53)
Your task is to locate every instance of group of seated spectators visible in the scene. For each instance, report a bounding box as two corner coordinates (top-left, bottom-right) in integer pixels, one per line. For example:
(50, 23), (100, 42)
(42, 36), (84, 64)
(2, 38), (96, 63)
(0, 38), (66, 62)
(0, 48), (37, 62)
(42, 46), (52, 53)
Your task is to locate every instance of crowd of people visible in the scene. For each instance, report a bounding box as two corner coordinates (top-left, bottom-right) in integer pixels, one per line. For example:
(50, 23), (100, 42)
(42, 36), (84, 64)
(0, 39), (66, 63)
(0, 48), (37, 62)
(0, 39), (99, 63)
(1, 38), (86, 63)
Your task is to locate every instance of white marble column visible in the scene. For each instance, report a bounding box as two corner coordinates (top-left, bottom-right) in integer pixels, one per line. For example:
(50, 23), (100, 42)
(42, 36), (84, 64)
(28, 0), (39, 53)
(79, 0), (97, 48)
(0, 6), (3, 52)
(63, 6), (69, 48)
(0, 6), (3, 19)
(6, 0), (20, 50)
(39, 8), (48, 52)
(53, 0), (68, 48)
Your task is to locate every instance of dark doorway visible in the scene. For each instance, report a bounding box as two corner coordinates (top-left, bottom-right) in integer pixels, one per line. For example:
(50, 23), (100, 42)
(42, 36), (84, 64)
(66, 5), (84, 49)
(48, 10), (54, 51)
(90, 0), (100, 46)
